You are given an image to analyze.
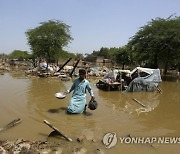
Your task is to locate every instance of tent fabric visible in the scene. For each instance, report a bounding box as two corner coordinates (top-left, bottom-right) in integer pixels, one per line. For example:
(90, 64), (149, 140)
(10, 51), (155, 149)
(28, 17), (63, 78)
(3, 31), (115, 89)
(103, 70), (118, 81)
(125, 67), (162, 92)
(125, 77), (157, 92)
(100, 67), (162, 92)
(130, 67), (162, 83)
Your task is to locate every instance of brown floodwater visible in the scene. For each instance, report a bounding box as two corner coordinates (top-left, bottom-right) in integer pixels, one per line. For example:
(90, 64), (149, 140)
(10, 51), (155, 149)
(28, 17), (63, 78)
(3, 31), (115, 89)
(0, 72), (180, 153)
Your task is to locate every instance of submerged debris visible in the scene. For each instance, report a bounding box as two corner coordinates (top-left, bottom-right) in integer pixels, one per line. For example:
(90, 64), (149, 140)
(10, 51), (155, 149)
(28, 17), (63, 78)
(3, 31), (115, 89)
(0, 118), (21, 132)
(0, 139), (62, 154)
(44, 120), (73, 142)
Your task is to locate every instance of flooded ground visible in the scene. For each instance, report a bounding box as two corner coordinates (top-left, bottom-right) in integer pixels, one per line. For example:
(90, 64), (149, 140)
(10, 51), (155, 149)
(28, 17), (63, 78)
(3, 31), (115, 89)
(0, 72), (180, 153)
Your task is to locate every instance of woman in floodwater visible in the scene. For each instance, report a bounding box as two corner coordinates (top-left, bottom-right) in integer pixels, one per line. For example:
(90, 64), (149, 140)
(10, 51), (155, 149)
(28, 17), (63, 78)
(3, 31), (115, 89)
(65, 69), (95, 114)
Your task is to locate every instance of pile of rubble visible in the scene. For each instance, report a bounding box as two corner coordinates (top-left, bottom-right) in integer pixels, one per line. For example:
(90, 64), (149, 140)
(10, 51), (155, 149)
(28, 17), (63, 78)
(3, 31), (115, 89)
(0, 139), (62, 154)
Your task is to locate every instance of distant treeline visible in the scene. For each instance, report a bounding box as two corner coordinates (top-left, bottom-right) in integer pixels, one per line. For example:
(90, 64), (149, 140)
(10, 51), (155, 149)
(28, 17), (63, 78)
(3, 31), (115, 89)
(1, 16), (180, 74)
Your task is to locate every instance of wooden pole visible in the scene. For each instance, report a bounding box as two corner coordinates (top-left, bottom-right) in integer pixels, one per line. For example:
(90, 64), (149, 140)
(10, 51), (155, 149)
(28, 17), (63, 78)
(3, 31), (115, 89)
(156, 86), (162, 94)
(69, 59), (80, 77)
(132, 98), (146, 107)
(120, 73), (122, 91)
(57, 58), (72, 72)
(43, 120), (73, 141)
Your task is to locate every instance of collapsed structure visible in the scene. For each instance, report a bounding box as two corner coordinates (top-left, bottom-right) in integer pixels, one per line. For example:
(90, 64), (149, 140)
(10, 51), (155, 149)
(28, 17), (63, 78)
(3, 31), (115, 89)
(125, 67), (162, 92)
(96, 67), (162, 92)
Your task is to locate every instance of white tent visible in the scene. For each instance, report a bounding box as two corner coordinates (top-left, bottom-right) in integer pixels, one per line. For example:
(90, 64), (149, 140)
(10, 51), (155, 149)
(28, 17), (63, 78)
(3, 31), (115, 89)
(125, 67), (162, 92)
(130, 67), (162, 83)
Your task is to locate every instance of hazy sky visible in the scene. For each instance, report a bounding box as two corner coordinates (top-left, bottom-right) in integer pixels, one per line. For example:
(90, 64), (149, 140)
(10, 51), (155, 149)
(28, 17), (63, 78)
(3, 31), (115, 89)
(0, 0), (180, 54)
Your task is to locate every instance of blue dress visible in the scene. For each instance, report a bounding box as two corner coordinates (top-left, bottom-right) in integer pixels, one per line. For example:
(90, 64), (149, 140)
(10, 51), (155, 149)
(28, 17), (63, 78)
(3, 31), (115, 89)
(67, 78), (94, 114)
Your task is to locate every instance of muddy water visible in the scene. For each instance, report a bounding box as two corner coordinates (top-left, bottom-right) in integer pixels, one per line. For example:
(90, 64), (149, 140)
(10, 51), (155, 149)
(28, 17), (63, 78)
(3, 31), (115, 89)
(0, 72), (180, 153)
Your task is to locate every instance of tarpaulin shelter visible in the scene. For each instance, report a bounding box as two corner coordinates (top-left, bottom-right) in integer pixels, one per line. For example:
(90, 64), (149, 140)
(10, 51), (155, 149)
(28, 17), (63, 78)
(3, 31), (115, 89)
(96, 70), (121, 90)
(125, 67), (162, 92)
(103, 69), (119, 82)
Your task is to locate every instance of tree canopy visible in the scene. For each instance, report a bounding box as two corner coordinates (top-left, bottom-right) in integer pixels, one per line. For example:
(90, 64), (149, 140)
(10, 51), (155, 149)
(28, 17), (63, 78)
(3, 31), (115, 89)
(85, 47), (130, 69)
(25, 20), (73, 63)
(127, 16), (180, 73)
(12, 16), (178, 73)
(8, 50), (31, 60)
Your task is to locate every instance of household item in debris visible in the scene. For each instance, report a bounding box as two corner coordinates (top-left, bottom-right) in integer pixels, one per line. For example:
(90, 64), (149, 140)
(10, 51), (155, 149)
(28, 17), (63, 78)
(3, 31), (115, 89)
(44, 120), (72, 141)
(88, 100), (98, 110)
(55, 92), (66, 99)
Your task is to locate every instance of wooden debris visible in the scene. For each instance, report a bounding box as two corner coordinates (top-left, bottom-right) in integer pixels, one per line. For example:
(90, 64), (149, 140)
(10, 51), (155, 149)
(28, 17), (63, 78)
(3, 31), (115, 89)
(72, 147), (87, 154)
(0, 118), (21, 132)
(96, 148), (105, 154)
(0, 139), (62, 153)
(43, 120), (73, 142)
(69, 59), (80, 77)
(57, 58), (72, 72)
(0, 146), (6, 153)
(156, 86), (162, 94)
(132, 98), (146, 107)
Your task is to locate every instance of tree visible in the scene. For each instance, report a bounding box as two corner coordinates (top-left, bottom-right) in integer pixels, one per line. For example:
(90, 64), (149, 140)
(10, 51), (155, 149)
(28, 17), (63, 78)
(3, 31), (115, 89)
(8, 50), (31, 61)
(108, 47), (119, 63)
(84, 53), (96, 62)
(98, 47), (109, 58)
(116, 46), (130, 69)
(75, 53), (84, 60)
(0, 53), (8, 62)
(25, 20), (73, 65)
(127, 16), (180, 74)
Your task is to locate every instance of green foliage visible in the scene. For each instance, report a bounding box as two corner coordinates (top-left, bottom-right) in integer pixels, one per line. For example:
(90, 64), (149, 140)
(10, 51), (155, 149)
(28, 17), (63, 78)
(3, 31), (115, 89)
(127, 16), (180, 71)
(84, 46), (131, 68)
(116, 46), (130, 69)
(108, 47), (119, 62)
(84, 53), (96, 62)
(0, 53), (8, 59)
(60, 50), (76, 59)
(82, 15), (180, 73)
(8, 50), (31, 61)
(25, 20), (73, 63)
(75, 53), (84, 60)
(98, 47), (110, 58)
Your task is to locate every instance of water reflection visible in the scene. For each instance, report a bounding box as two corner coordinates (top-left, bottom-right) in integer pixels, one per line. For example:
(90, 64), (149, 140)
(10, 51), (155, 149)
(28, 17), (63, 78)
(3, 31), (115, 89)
(9, 71), (27, 79)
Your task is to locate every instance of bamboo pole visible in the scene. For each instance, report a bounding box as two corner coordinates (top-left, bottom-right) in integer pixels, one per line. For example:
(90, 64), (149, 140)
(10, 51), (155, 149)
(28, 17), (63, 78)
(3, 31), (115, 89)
(132, 98), (146, 107)
(57, 58), (72, 72)
(156, 86), (162, 94)
(69, 59), (80, 77)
